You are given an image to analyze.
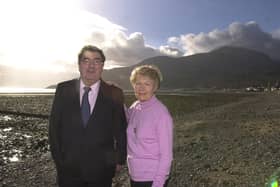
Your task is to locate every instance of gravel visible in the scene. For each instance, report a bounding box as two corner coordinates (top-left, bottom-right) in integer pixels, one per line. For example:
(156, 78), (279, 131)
(1, 93), (280, 187)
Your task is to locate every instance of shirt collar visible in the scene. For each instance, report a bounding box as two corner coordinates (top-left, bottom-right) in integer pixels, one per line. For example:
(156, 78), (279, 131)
(136, 95), (157, 109)
(80, 79), (100, 93)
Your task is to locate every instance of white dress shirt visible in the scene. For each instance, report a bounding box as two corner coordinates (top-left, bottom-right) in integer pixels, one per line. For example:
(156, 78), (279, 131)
(80, 80), (100, 114)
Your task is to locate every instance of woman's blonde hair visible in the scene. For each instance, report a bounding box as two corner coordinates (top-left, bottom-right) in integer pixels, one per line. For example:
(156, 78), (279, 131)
(130, 65), (163, 89)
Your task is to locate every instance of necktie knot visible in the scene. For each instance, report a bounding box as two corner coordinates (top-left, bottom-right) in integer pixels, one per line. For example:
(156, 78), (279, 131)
(84, 87), (91, 93)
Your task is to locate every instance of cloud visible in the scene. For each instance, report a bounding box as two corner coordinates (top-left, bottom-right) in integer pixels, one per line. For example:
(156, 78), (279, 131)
(0, 1), (127, 71)
(104, 32), (160, 66)
(159, 45), (184, 57)
(86, 31), (181, 67)
(0, 0), (176, 71)
(0, 1), (178, 87)
(4, 2), (279, 88)
(170, 21), (280, 59)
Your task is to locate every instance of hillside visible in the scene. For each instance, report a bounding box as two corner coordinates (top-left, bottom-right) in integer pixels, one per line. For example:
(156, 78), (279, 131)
(102, 46), (280, 90)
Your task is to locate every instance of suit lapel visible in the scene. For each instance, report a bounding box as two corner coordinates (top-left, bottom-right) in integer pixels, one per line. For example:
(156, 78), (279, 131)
(73, 79), (81, 110)
(71, 79), (83, 125)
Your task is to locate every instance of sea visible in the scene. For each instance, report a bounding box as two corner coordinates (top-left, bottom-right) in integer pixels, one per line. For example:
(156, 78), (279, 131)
(0, 87), (55, 95)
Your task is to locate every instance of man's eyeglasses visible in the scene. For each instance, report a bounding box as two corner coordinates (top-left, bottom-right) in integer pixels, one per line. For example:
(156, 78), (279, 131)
(81, 58), (104, 65)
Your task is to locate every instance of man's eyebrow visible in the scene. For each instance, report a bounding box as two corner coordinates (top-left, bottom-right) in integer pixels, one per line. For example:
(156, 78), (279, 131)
(82, 57), (102, 60)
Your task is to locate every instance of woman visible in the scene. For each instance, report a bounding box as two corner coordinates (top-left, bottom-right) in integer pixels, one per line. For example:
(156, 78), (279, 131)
(127, 65), (173, 187)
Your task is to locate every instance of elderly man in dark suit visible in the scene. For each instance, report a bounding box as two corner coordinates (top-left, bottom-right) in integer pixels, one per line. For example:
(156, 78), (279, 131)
(49, 45), (127, 187)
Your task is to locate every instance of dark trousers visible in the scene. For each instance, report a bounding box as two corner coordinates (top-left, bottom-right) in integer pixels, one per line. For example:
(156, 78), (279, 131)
(57, 176), (112, 187)
(130, 179), (169, 187)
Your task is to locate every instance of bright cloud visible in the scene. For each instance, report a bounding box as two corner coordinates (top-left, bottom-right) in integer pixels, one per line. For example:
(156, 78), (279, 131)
(86, 31), (182, 67)
(169, 21), (280, 59)
(4, 1), (279, 88)
(0, 0), (178, 87)
(159, 46), (184, 57)
(103, 32), (161, 66)
(0, 0), (175, 73)
(0, 0), (127, 72)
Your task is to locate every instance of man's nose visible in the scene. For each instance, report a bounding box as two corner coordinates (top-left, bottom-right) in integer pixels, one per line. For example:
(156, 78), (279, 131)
(88, 62), (96, 68)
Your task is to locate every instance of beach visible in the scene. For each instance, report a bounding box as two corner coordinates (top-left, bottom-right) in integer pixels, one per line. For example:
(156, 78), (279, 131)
(1, 92), (280, 186)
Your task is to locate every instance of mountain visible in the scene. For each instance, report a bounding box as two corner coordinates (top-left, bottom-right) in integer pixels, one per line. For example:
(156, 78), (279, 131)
(102, 46), (280, 90)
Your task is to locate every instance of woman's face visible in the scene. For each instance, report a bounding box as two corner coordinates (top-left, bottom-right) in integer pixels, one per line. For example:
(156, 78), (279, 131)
(133, 74), (157, 102)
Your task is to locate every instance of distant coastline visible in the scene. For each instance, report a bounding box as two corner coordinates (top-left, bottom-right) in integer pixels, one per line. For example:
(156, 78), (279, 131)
(0, 87), (249, 96)
(0, 87), (55, 95)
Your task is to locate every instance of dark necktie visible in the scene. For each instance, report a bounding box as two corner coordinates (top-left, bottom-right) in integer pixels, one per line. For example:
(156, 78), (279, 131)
(81, 87), (91, 127)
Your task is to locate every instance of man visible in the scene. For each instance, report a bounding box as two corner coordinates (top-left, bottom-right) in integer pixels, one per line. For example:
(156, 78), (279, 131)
(49, 45), (127, 187)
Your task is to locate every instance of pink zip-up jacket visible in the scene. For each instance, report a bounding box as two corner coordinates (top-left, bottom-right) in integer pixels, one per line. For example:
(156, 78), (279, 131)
(126, 95), (173, 187)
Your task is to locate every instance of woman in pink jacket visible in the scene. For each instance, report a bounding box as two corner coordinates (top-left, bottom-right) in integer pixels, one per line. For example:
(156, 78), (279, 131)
(127, 65), (173, 187)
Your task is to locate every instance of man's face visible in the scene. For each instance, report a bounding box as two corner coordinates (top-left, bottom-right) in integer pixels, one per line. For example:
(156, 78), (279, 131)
(79, 51), (104, 86)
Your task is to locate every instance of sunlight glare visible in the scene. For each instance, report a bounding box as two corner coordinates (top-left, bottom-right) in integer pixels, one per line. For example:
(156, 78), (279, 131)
(0, 0), (91, 71)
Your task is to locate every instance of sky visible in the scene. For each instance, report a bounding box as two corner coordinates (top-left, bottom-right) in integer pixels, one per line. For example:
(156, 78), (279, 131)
(0, 0), (280, 88)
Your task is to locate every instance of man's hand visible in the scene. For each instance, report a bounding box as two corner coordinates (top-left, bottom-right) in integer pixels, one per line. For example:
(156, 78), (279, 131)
(115, 164), (122, 173)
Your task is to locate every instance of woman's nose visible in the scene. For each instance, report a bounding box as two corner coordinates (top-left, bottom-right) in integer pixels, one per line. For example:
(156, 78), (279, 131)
(138, 85), (145, 90)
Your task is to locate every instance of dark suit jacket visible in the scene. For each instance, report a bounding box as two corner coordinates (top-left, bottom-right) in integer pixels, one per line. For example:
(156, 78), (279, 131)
(49, 79), (127, 181)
